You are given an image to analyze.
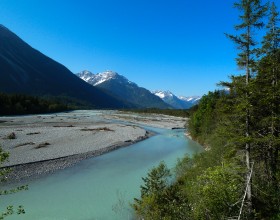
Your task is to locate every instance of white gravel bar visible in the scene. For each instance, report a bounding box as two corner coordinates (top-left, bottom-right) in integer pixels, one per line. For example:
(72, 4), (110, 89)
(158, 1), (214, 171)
(0, 111), (147, 167)
(102, 111), (187, 129)
(0, 110), (186, 182)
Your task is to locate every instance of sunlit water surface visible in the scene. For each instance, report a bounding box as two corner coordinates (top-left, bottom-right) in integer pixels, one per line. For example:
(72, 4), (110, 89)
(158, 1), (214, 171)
(1, 112), (203, 220)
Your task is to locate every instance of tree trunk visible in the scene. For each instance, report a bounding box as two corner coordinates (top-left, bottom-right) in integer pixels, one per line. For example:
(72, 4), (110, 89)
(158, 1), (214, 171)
(245, 24), (252, 214)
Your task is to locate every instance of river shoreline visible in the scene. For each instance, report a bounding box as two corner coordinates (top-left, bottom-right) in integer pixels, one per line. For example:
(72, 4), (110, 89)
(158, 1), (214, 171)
(0, 110), (186, 184)
(3, 130), (153, 184)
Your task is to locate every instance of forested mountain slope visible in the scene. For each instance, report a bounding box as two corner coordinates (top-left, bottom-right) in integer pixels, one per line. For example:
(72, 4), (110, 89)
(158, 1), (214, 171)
(0, 25), (131, 109)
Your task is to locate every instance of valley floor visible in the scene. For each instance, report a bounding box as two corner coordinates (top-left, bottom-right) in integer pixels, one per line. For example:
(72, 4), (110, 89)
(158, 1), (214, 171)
(0, 110), (186, 182)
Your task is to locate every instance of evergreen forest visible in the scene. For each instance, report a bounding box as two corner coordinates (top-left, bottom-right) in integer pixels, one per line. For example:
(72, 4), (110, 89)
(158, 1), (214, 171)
(122, 108), (191, 118)
(0, 93), (72, 116)
(132, 1), (280, 219)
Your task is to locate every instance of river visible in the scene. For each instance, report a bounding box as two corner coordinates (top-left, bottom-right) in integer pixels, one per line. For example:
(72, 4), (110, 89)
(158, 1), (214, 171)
(1, 114), (203, 220)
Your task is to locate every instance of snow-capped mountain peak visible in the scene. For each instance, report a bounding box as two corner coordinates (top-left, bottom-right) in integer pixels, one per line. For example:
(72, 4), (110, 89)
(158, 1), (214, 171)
(178, 96), (201, 103)
(153, 90), (174, 99)
(77, 70), (134, 86)
(152, 90), (201, 109)
(79, 70), (94, 82)
(93, 70), (118, 86)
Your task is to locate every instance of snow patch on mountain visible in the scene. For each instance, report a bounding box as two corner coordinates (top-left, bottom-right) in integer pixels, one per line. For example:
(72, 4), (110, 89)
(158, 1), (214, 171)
(153, 90), (174, 99)
(178, 96), (201, 103)
(77, 70), (135, 86)
(153, 90), (201, 109)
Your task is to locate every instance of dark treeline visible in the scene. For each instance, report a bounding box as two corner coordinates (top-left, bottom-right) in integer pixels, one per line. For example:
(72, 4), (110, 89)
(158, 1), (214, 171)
(0, 93), (74, 115)
(132, 1), (280, 219)
(122, 108), (191, 118)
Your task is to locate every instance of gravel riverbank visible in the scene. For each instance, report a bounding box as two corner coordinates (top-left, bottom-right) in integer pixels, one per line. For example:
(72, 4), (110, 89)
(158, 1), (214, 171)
(3, 130), (152, 183)
(0, 110), (186, 183)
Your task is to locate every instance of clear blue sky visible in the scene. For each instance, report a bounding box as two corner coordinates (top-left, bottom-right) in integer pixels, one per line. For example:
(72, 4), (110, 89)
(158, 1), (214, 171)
(0, 0), (278, 96)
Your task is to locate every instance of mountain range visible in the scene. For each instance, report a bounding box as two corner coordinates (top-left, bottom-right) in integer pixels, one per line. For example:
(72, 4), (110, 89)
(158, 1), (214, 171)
(152, 91), (201, 109)
(77, 71), (201, 109)
(0, 25), (131, 109)
(0, 24), (200, 109)
(76, 70), (170, 109)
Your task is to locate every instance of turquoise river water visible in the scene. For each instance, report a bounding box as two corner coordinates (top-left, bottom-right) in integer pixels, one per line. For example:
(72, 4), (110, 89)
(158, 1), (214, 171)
(1, 116), (203, 220)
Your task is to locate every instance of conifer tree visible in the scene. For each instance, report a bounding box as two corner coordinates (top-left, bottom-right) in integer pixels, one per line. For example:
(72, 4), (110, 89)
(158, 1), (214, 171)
(226, 0), (267, 215)
(261, 2), (280, 54)
(255, 1), (280, 200)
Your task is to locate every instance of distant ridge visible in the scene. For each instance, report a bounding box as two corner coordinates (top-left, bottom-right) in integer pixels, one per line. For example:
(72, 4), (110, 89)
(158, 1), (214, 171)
(153, 90), (201, 109)
(0, 25), (131, 109)
(77, 70), (171, 109)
